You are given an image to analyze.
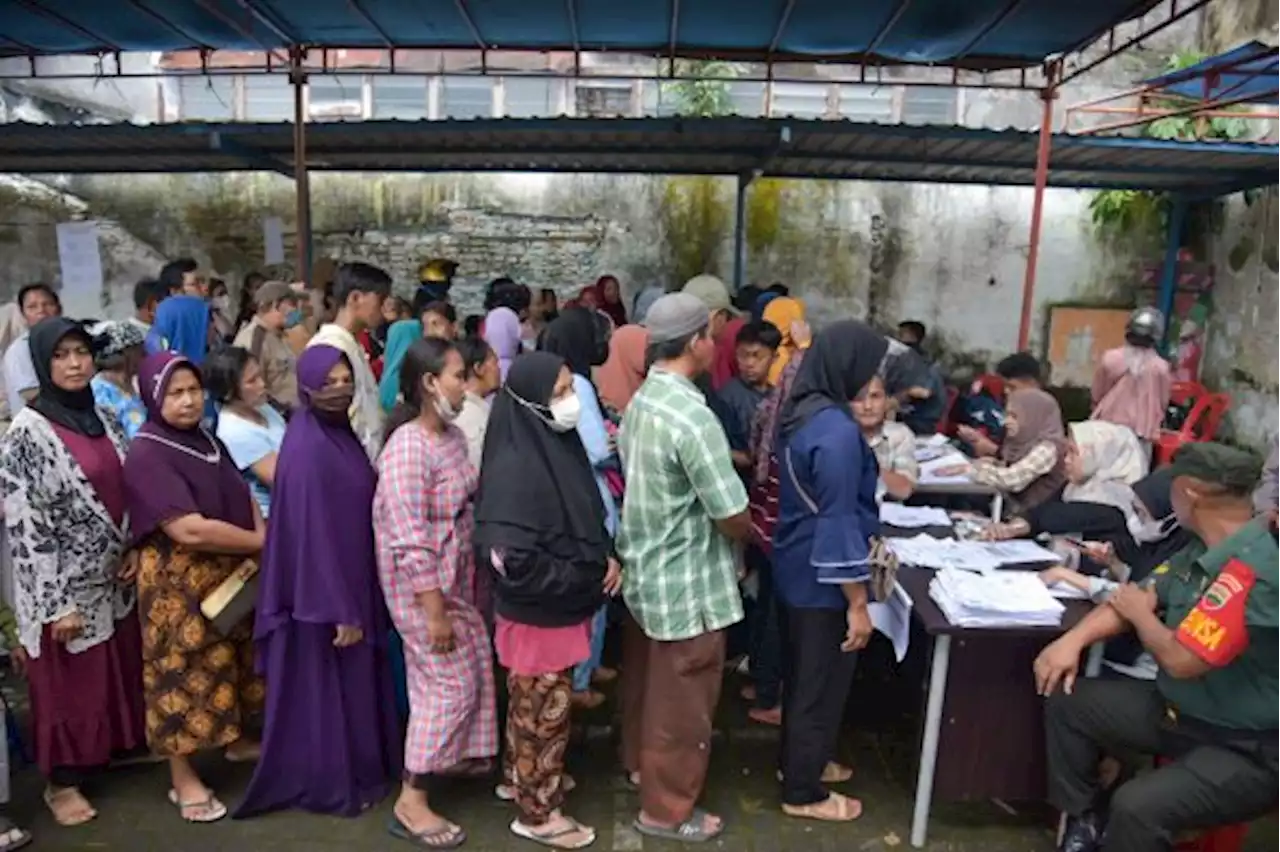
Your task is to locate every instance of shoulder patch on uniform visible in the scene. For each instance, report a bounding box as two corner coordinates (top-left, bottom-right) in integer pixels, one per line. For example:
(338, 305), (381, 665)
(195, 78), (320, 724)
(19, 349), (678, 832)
(1175, 558), (1255, 667)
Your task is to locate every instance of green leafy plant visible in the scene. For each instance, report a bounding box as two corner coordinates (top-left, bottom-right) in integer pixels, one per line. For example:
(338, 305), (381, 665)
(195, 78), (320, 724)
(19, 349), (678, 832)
(660, 60), (737, 117)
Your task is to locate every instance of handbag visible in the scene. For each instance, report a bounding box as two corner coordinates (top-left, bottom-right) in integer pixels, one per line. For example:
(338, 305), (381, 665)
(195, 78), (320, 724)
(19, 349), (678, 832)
(200, 558), (260, 635)
(784, 447), (900, 603)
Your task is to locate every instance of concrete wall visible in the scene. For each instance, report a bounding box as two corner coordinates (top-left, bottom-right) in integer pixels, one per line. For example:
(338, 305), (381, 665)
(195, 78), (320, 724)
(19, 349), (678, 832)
(1197, 0), (1279, 452)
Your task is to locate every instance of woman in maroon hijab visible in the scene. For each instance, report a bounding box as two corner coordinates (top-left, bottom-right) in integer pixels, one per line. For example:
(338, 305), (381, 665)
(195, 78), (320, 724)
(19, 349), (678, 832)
(122, 352), (266, 824)
(595, 275), (628, 328)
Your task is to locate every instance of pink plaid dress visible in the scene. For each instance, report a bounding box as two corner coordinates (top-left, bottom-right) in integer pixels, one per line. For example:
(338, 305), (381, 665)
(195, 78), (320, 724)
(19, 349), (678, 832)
(374, 421), (497, 776)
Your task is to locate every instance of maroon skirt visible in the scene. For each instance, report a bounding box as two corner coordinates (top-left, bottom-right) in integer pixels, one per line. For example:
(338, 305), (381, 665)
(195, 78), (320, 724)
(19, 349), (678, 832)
(26, 611), (147, 776)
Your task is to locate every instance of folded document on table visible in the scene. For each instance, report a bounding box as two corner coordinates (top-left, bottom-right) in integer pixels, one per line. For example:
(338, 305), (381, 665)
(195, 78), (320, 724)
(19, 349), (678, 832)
(918, 453), (975, 486)
(879, 503), (952, 528)
(887, 534), (1063, 573)
(929, 569), (1065, 627)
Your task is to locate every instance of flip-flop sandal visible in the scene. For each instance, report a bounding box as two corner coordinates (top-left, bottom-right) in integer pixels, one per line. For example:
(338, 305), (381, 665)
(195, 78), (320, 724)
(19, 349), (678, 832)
(495, 774), (576, 801)
(167, 789), (228, 823)
(781, 793), (862, 823)
(0, 819), (32, 851)
(632, 808), (724, 844)
(388, 816), (467, 849)
(510, 817), (596, 849)
(43, 787), (97, 827)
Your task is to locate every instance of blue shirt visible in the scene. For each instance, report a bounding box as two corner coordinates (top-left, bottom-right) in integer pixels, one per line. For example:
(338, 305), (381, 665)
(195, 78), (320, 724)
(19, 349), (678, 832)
(716, 377), (768, 453)
(90, 375), (147, 441)
(773, 406), (880, 610)
(215, 404), (287, 518)
(572, 373), (620, 537)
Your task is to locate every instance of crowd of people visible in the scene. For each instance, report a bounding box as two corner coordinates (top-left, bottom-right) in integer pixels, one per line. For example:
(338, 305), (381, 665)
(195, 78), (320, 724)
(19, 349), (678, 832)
(0, 258), (1271, 852)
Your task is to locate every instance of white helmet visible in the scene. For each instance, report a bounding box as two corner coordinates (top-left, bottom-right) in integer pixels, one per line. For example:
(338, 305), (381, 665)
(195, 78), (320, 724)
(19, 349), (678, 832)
(1126, 306), (1165, 342)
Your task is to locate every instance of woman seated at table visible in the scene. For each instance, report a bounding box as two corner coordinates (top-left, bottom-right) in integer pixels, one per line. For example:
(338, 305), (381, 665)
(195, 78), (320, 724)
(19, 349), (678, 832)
(850, 375), (917, 501)
(944, 387), (1067, 514)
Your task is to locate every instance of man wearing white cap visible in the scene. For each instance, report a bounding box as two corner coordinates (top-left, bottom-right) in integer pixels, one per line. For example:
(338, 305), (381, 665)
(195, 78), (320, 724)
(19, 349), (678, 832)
(616, 292), (752, 844)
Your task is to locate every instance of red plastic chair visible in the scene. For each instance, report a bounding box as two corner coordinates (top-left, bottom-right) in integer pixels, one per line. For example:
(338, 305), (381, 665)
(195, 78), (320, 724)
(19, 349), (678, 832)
(937, 385), (961, 437)
(1154, 392), (1231, 466)
(1171, 380), (1208, 407)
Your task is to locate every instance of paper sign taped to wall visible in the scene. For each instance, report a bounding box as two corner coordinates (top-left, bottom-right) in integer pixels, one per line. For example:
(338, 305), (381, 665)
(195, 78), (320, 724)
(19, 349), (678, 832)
(55, 220), (104, 314)
(263, 216), (285, 265)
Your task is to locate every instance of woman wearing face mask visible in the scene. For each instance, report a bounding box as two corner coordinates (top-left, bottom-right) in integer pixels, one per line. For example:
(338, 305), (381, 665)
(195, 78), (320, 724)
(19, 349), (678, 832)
(538, 306), (620, 708)
(207, 348), (288, 519)
(953, 387), (1068, 514)
(375, 337), (496, 850)
(234, 346), (400, 818)
(208, 280), (236, 344)
(475, 351), (621, 849)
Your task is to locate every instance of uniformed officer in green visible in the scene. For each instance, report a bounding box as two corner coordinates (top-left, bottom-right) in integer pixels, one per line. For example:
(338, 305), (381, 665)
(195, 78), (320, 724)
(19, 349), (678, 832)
(1034, 442), (1278, 852)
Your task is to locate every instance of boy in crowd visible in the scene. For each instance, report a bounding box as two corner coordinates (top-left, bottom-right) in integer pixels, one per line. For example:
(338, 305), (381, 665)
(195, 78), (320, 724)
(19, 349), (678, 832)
(718, 321), (782, 470)
(421, 300), (459, 341)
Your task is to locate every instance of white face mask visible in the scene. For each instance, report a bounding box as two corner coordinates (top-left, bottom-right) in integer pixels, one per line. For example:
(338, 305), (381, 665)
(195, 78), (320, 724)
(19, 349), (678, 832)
(548, 392), (582, 433)
(212, 295), (231, 312)
(430, 380), (461, 422)
(1127, 511), (1175, 544)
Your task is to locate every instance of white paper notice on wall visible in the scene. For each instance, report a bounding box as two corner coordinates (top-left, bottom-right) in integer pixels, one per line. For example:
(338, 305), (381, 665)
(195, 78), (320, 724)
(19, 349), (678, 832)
(55, 221), (104, 315)
(263, 216), (285, 265)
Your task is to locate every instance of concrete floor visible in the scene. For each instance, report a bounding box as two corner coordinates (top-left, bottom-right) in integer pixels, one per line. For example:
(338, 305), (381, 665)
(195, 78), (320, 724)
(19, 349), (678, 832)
(6, 679), (1277, 852)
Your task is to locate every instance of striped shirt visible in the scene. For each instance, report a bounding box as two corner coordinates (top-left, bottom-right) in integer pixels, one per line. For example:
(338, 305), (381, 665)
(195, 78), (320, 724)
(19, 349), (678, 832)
(617, 369), (749, 641)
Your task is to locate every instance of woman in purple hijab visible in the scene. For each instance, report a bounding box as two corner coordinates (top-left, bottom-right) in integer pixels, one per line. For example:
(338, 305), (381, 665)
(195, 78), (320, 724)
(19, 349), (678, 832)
(234, 345), (400, 819)
(482, 306), (522, 382)
(122, 352), (265, 824)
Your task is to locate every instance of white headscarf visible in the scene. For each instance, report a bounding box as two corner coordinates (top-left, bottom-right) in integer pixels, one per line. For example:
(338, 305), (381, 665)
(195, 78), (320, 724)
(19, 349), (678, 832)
(1062, 420), (1149, 515)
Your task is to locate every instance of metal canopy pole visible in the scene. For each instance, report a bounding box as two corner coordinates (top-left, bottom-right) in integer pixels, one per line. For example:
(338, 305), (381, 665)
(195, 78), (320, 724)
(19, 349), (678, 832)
(1016, 60), (1058, 351)
(290, 54), (313, 280)
(733, 171), (754, 292)
(1157, 196), (1189, 354)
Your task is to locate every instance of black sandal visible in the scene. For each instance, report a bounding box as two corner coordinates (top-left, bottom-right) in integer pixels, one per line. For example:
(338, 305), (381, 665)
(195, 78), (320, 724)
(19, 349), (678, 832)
(388, 816), (467, 849)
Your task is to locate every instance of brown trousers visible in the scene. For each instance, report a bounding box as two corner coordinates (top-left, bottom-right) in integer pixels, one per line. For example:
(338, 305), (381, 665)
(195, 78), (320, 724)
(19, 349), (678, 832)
(619, 612), (726, 825)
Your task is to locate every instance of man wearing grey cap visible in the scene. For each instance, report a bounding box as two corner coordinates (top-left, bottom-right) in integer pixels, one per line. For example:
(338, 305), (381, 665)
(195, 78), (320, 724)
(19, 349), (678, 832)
(233, 280), (302, 410)
(616, 292), (752, 844)
(1035, 443), (1277, 852)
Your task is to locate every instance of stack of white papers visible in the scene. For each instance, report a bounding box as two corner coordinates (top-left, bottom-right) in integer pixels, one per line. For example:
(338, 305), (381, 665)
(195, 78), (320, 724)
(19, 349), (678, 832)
(879, 503), (952, 528)
(887, 535), (1064, 573)
(929, 569), (1065, 627)
(869, 581), (914, 662)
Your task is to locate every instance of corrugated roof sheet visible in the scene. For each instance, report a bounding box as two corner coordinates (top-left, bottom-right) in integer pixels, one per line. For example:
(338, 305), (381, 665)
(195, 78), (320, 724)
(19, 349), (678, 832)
(0, 0), (1162, 70)
(0, 117), (1274, 196)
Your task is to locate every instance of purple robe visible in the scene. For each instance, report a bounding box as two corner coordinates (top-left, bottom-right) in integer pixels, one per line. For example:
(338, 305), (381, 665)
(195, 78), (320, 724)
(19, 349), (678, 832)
(234, 345), (401, 819)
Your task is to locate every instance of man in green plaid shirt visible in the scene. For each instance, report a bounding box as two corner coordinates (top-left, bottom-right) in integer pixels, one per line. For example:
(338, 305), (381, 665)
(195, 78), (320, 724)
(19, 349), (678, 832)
(616, 292), (752, 844)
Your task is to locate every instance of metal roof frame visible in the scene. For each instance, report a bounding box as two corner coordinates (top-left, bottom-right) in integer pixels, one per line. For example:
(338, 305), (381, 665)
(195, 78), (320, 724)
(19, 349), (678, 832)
(0, 117), (1271, 197)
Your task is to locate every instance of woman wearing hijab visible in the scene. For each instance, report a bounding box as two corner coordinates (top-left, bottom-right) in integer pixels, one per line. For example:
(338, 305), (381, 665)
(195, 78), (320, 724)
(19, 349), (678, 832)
(538, 307), (619, 708)
(375, 337), (496, 850)
(475, 351), (620, 849)
(146, 293), (212, 365)
(596, 325), (649, 418)
(0, 318), (146, 827)
(772, 320), (890, 824)
(89, 320), (148, 441)
(761, 297), (810, 386)
(379, 318), (424, 413)
(122, 352), (266, 823)
(235, 346), (400, 818)
(595, 275), (628, 328)
(965, 388), (1069, 513)
(484, 306), (522, 382)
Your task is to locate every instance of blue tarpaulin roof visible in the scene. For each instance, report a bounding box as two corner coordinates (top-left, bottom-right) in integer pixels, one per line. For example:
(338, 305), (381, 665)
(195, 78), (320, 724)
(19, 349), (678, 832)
(0, 0), (1162, 69)
(1140, 41), (1279, 106)
(0, 117), (1273, 197)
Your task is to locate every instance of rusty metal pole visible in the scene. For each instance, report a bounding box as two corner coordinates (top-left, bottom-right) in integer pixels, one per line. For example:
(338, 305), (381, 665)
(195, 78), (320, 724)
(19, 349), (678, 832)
(290, 53), (313, 281)
(1017, 61), (1058, 351)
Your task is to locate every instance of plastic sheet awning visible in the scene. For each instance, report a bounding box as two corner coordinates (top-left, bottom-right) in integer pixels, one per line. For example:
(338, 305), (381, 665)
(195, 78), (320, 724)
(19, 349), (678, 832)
(0, 0), (1164, 69)
(1139, 41), (1280, 106)
(0, 117), (1274, 197)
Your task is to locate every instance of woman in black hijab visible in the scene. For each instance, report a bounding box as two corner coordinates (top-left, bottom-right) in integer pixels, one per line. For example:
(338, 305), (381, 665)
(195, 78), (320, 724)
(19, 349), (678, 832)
(473, 351), (620, 848)
(0, 317), (145, 828)
(772, 320), (890, 823)
(537, 306), (620, 706)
